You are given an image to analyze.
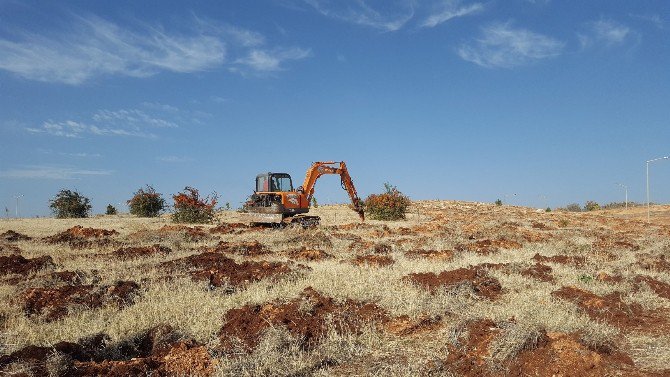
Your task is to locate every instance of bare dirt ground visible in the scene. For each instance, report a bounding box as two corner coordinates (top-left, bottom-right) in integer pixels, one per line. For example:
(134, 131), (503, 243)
(1, 201), (669, 376)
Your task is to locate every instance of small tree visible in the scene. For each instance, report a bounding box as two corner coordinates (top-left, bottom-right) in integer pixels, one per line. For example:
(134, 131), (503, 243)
(172, 186), (218, 224)
(363, 183), (411, 221)
(584, 201), (600, 211)
(49, 189), (92, 218)
(128, 185), (165, 217)
(311, 196), (319, 208)
(565, 203), (582, 212)
(106, 204), (118, 215)
(495, 199), (503, 206)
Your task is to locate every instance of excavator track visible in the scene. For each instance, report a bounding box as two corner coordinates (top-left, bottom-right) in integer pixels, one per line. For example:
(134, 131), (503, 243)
(284, 215), (320, 228)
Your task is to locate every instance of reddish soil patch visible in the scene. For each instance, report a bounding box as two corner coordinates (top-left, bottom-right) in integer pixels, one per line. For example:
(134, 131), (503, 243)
(443, 319), (635, 377)
(636, 253), (670, 272)
(22, 281), (140, 321)
(44, 225), (119, 249)
(286, 246), (332, 261)
(634, 275), (670, 299)
(210, 240), (269, 256)
(348, 239), (375, 252)
(373, 243), (392, 254)
(0, 254), (54, 276)
(218, 287), (388, 351)
(1, 325), (216, 377)
(159, 225), (208, 241)
(50, 270), (84, 285)
(404, 249), (454, 260)
(593, 238), (640, 252)
(595, 272), (624, 284)
(287, 231), (333, 249)
(551, 286), (667, 332)
(520, 263), (553, 282)
(406, 265), (502, 299)
(532, 253), (586, 267)
(385, 315), (443, 336)
(352, 254), (395, 267)
(113, 244), (171, 259)
(1, 230), (31, 241)
(455, 238), (522, 255)
(165, 252), (292, 287)
(210, 222), (263, 234)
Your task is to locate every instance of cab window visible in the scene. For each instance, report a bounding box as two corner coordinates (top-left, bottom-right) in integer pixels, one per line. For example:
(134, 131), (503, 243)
(271, 176), (293, 192)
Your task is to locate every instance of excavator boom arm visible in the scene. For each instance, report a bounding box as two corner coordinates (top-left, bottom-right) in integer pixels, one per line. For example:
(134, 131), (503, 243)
(301, 161), (365, 220)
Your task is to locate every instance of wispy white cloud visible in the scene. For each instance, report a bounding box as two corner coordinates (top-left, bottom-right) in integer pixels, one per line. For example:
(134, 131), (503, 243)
(0, 14), (310, 84)
(27, 119), (157, 138)
(421, 1), (484, 28)
(300, 0), (483, 31)
(156, 156), (193, 163)
(235, 47), (311, 72)
(0, 165), (112, 180)
(93, 109), (178, 128)
(0, 15), (226, 85)
(302, 0), (415, 32)
(630, 14), (664, 30)
(579, 19), (631, 48)
(457, 22), (564, 68)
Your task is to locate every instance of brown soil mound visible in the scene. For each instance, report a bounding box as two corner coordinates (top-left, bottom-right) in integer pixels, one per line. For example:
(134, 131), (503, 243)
(592, 238), (640, 252)
(634, 275), (670, 299)
(0, 254), (54, 276)
(44, 225), (119, 249)
(286, 231), (333, 249)
(22, 281), (140, 321)
(636, 253), (670, 272)
(1, 230), (31, 241)
(219, 287), (388, 352)
(113, 244), (171, 259)
(444, 319), (634, 377)
(532, 253), (586, 267)
(210, 240), (269, 256)
(1, 325), (216, 377)
(406, 265), (502, 299)
(352, 255), (395, 267)
(455, 238), (522, 255)
(165, 252), (292, 287)
(374, 243), (392, 254)
(286, 246), (332, 261)
(520, 263), (553, 282)
(50, 270), (84, 285)
(210, 222), (263, 234)
(348, 239), (375, 252)
(551, 286), (666, 331)
(385, 315), (443, 336)
(404, 249), (454, 260)
(158, 225), (208, 241)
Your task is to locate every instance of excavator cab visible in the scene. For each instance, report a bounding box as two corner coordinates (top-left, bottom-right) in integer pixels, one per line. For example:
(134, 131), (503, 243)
(256, 173), (293, 193)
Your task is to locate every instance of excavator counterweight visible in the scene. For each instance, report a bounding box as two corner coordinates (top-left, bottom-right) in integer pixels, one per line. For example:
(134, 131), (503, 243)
(241, 161), (364, 226)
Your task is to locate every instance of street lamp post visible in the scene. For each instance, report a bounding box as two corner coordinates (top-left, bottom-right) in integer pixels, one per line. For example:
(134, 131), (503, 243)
(616, 183), (628, 209)
(13, 194), (24, 218)
(646, 156), (669, 222)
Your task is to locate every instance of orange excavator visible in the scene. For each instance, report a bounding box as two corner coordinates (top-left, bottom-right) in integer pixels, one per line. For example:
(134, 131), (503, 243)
(241, 161), (365, 226)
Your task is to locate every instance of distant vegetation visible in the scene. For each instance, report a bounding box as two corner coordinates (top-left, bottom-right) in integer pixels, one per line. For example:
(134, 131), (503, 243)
(128, 185), (166, 218)
(364, 183), (411, 221)
(49, 189), (92, 218)
(105, 205), (117, 215)
(584, 201), (600, 212)
(172, 186), (218, 224)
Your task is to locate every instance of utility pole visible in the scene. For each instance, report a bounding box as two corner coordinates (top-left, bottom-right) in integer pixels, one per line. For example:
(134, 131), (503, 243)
(616, 183), (628, 209)
(646, 156), (669, 222)
(13, 195), (23, 218)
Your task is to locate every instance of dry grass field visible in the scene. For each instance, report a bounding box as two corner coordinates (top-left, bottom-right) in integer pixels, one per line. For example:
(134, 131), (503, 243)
(1, 201), (669, 376)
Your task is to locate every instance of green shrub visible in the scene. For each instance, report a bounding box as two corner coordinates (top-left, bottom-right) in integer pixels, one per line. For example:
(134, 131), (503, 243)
(565, 203), (582, 212)
(105, 204), (117, 215)
(172, 186), (218, 224)
(495, 199), (503, 206)
(49, 189), (92, 218)
(128, 185), (165, 217)
(545, 207), (551, 212)
(363, 183), (411, 221)
(584, 201), (600, 211)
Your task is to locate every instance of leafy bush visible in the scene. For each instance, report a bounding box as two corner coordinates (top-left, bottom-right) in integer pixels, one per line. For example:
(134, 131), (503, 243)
(545, 207), (551, 212)
(584, 201), (600, 211)
(128, 185), (165, 217)
(495, 199), (503, 206)
(565, 203), (582, 212)
(601, 201), (641, 210)
(105, 204), (117, 215)
(363, 183), (411, 221)
(49, 189), (92, 218)
(172, 186), (218, 224)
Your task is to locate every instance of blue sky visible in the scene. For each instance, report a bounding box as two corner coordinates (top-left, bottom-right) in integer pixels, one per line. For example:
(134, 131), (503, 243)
(1, 0), (669, 217)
